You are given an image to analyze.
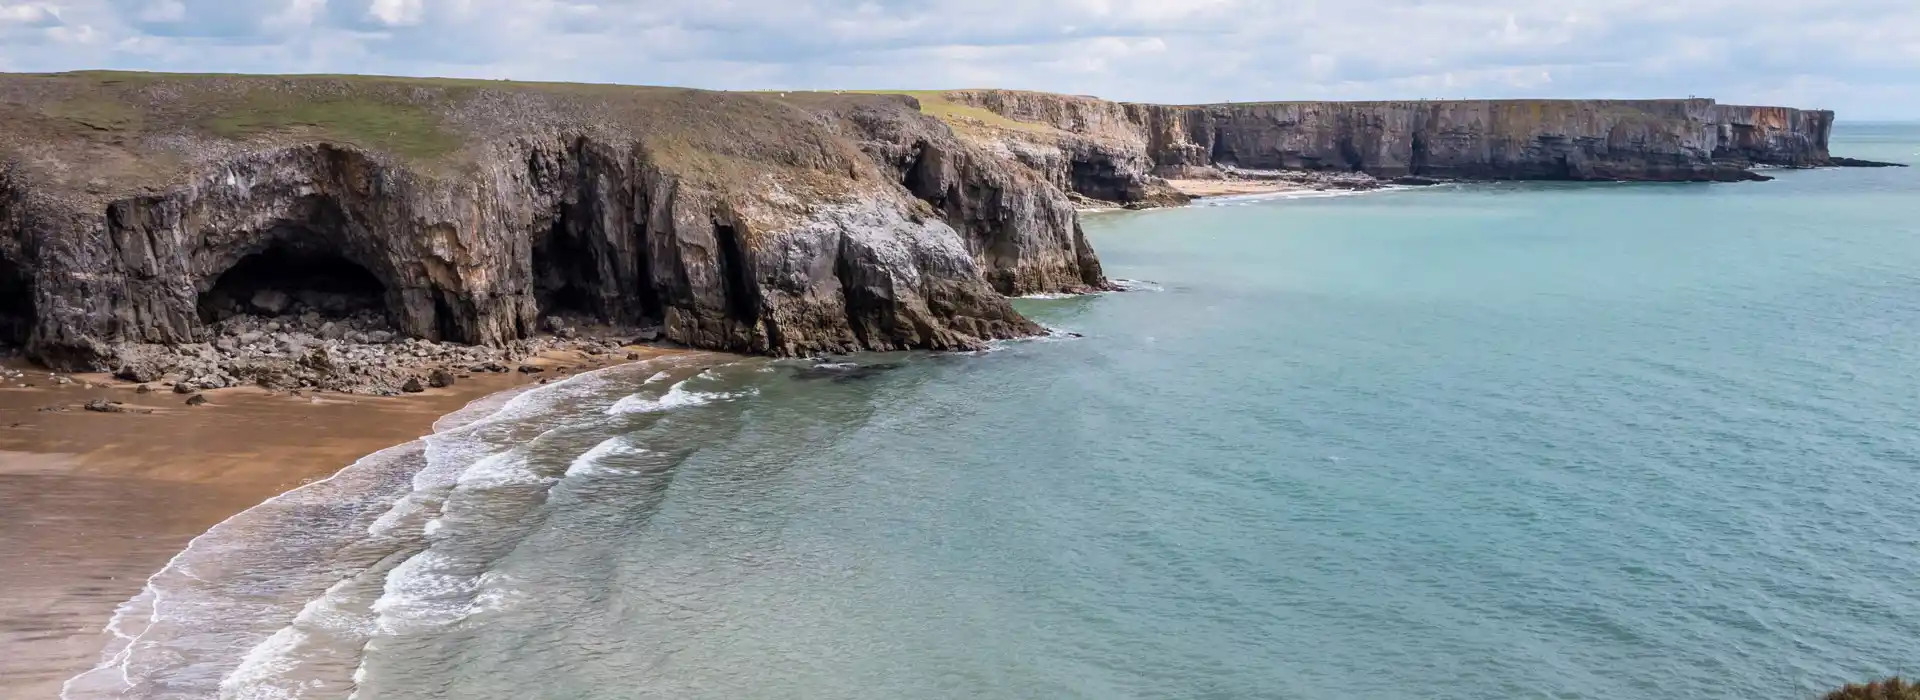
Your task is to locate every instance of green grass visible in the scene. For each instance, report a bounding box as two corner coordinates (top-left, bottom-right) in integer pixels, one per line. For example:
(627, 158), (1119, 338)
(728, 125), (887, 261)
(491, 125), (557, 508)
(202, 95), (461, 162)
(807, 90), (1061, 135)
(38, 95), (142, 132)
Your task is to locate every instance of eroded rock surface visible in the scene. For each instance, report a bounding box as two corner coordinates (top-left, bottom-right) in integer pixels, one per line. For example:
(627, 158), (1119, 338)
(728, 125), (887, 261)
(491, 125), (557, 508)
(0, 76), (1093, 378)
(0, 75), (1875, 388)
(933, 91), (1877, 207)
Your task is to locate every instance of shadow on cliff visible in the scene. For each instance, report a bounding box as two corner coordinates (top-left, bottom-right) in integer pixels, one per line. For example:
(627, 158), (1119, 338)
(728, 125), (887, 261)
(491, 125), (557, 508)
(0, 254), (31, 349)
(198, 238), (393, 328)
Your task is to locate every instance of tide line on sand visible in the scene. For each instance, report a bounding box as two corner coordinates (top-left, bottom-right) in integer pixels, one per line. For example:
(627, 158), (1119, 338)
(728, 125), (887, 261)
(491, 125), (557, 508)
(57, 357), (705, 700)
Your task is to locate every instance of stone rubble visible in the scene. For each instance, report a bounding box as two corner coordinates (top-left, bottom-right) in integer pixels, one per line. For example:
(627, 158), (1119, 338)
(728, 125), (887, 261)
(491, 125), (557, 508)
(105, 311), (657, 397)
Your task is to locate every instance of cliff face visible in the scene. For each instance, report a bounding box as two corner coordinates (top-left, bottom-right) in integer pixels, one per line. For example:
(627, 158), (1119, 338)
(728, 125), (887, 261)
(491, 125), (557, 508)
(0, 75), (1107, 371)
(939, 91), (1850, 204)
(0, 74), (1862, 374)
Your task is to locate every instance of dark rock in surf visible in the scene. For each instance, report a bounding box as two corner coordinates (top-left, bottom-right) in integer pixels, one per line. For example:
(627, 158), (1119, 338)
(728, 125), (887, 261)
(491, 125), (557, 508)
(1827, 156), (1908, 168)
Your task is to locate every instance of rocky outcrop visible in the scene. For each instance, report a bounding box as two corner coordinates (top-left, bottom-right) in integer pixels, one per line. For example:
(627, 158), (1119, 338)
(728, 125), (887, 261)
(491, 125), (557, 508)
(938, 91), (1881, 206)
(0, 75), (1105, 373)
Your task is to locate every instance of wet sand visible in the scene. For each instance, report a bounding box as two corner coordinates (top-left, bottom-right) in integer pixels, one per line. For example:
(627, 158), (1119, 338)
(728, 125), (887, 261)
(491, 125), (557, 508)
(0, 348), (676, 699)
(1166, 178), (1313, 198)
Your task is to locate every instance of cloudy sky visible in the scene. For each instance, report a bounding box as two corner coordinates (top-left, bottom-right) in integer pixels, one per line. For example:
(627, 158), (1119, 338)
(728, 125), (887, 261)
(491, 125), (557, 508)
(1, 0), (1916, 119)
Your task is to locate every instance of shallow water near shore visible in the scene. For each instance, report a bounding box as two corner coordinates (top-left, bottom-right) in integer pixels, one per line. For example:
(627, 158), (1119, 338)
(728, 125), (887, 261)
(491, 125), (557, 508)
(57, 124), (1920, 699)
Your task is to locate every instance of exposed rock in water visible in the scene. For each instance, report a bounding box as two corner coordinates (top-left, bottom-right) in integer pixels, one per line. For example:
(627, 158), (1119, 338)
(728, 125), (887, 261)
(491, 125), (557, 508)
(1826, 157), (1908, 168)
(401, 377), (425, 393)
(185, 394), (208, 406)
(428, 368), (456, 388)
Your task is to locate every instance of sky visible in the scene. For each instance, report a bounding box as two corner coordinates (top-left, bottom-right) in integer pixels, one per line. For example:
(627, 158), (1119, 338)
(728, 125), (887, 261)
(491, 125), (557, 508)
(1, 0), (1916, 119)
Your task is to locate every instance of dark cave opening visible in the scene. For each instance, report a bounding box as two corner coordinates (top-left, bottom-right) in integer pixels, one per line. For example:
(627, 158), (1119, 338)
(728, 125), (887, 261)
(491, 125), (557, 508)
(532, 219), (605, 320)
(198, 245), (389, 325)
(713, 221), (760, 323)
(0, 257), (33, 347)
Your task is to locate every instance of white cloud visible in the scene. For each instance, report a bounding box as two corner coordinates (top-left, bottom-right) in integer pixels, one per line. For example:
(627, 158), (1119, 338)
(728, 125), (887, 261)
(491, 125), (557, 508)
(0, 2), (57, 23)
(367, 0), (424, 26)
(0, 0), (1915, 119)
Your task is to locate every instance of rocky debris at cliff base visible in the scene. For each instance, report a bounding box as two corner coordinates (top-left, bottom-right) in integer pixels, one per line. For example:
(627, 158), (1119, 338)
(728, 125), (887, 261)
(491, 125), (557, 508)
(106, 311), (659, 397)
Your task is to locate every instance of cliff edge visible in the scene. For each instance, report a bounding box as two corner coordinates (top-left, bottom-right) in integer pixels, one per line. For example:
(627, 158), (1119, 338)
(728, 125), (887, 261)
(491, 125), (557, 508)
(915, 90), (1884, 207)
(0, 73), (1877, 387)
(0, 73), (1107, 377)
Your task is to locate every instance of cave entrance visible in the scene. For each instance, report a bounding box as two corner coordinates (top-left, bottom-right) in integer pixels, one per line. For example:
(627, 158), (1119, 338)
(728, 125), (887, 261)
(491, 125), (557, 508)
(199, 245), (389, 327)
(0, 257), (32, 347)
(532, 219), (606, 322)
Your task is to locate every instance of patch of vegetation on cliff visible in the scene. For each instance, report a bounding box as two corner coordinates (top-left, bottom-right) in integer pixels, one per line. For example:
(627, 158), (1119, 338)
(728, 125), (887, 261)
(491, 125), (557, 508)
(827, 90), (1059, 136)
(201, 94), (461, 162)
(1828, 678), (1920, 700)
(38, 95), (143, 133)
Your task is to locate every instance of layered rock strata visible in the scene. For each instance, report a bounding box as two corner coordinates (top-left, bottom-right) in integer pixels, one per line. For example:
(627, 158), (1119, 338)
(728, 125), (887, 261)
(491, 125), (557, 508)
(0, 75), (1106, 377)
(0, 74), (1877, 384)
(934, 91), (1884, 207)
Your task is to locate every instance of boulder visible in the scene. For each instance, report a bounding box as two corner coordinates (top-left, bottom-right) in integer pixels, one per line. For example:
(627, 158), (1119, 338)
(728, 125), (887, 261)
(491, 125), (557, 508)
(185, 394), (209, 406)
(250, 290), (292, 315)
(83, 399), (128, 413)
(114, 363), (161, 383)
(428, 368), (456, 388)
(401, 377), (426, 393)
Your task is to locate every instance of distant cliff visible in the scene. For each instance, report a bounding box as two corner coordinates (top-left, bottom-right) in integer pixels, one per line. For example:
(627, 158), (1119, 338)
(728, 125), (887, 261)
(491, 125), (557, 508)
(926, 90), (1868, 207)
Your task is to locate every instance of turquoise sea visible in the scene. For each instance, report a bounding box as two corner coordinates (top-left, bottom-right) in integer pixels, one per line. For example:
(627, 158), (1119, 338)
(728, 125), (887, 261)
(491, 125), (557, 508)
(67, 125), (1920, 699)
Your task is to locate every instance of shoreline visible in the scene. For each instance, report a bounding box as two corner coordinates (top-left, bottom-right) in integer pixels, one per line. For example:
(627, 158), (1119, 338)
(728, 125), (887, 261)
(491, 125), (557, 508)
(1079, 177), (1406, 214)
(0, 346), (681, 699)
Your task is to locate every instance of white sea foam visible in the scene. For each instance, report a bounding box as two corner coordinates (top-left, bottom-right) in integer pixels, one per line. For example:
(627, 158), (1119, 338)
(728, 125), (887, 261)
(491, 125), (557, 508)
(62, 359), (687, 700)
(645, 371), (672, 384)
(454, 451), (553, 490)
(607, 379), (755, 415)
(1111, 279), (1165, 293)
(565, 435), (651, 478)
(1018, 292), (1079, 300)
(218, 576), (369, 700)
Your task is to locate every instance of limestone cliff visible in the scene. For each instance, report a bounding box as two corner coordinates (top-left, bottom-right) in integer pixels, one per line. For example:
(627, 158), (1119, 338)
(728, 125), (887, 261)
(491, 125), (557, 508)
(0, 74), (1107, 371)
(0, 74), (1879, 375)
(932, 91), (1868, 206)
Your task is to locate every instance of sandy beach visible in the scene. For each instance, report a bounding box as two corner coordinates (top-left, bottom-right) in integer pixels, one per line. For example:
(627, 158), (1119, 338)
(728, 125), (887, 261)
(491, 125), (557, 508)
(0, 348), (676, 699)
(1165, 178), (1317, 198)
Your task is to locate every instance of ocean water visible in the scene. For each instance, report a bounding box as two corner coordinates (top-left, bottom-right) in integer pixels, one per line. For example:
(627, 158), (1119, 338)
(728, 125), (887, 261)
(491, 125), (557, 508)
(65, 125), (1920, 700)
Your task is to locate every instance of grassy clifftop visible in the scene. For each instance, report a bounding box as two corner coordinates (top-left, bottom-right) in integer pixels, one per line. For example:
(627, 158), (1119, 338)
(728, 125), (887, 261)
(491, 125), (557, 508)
(0, 71), (886, 199)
